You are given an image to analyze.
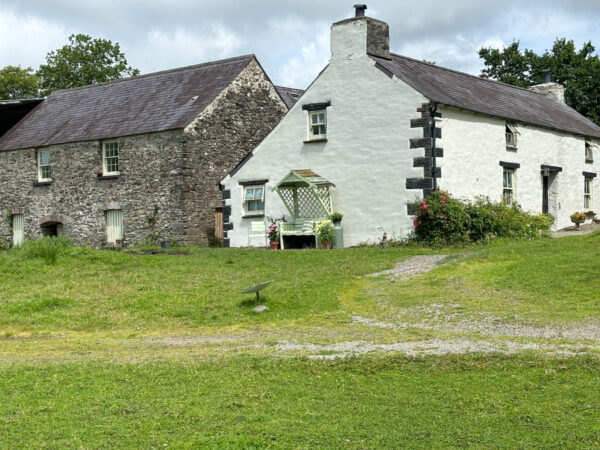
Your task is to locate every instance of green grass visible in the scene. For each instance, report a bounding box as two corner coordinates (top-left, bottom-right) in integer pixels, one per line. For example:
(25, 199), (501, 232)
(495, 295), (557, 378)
(1, 356), (599, 448)
(1, 233), (600, 447)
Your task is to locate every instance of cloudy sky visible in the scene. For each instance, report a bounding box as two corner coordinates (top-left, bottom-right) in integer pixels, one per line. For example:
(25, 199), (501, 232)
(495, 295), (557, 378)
(1, 0), (600, 89)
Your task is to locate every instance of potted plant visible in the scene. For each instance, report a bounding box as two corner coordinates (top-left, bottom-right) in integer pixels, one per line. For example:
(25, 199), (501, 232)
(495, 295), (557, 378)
(570, 212), (586, 228)
(329, 211), (343, 226)
(266, 222), (279, 249)
(314, 219), (334, 249)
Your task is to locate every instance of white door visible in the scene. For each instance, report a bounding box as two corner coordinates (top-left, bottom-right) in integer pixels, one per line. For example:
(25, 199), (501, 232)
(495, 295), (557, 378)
(12, 214), (24, 247)
(106, 210), (123, 244)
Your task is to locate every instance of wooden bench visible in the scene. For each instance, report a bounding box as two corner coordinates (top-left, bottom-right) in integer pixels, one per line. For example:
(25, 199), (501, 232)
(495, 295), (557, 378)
(279, 219), (319, 249)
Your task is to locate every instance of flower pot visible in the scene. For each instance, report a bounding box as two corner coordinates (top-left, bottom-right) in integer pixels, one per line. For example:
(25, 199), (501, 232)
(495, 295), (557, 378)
(332, 220), (342, 227)
(322, 241), (331, 250)
(270, 241), (279, 249)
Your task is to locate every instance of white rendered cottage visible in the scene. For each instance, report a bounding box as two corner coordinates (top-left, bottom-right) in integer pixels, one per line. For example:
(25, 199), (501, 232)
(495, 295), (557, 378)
(220, 5), (600, 248)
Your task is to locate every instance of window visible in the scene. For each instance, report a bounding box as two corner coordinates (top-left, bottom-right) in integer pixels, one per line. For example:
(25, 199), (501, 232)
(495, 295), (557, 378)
(38, 150), (52, 182)
(584, 177), (593, 211)
(308, 110), (327, 140)
(585, 139), (594, 163)
(503, 169), (515, 204)
(12, 214), (24, 247)
(102, 141), (119, 175)
(243, 185), (265, 216)
(506, 123), (518, 149)
(106, 209), (123, 244)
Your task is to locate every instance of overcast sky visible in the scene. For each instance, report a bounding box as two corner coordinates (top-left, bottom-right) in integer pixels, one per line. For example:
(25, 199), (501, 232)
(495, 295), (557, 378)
(2, 0), (600, 89)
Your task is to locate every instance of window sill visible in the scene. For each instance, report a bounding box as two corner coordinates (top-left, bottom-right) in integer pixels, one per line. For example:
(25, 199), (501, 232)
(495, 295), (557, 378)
(585, 160), (594, 164)
(97, 173), (120, 180)
(303, 138), (328, 144)
(506, 146), (517, 151)
(242, 214), (265, 219)
(33, 180), (52, 187)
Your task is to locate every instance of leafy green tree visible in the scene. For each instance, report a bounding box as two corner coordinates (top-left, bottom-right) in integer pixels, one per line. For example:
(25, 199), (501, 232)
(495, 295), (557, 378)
(479, 38), (600, 125)
(37, 34), (140, 96)
(0, 65), (40, 100)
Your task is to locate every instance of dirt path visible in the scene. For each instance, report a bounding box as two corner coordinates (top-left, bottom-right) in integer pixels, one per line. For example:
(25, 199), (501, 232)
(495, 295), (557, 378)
(552, 222), (599, 238)
(365, 254), (449, 280)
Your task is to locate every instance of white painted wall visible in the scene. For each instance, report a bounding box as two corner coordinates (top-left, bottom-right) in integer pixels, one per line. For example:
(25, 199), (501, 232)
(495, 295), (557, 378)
(221, 51), (427, 247)
(437, 106), (600, 230)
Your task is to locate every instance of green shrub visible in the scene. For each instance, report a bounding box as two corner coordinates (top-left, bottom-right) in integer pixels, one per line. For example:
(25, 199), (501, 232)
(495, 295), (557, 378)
(17, 236), (74, 264)
(412, 191), (551, 246)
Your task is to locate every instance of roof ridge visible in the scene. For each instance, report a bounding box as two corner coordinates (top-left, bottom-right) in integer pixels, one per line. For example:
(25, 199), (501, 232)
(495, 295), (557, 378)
(49, 54), (256, 96)
(387, 52), (556, 98)
(274, 85), (304, 91)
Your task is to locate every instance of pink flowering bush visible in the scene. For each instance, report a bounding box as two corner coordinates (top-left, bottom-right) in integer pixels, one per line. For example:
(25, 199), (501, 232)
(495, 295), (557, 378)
(411, 190), (551, 246)
(266, 222), (279, 242)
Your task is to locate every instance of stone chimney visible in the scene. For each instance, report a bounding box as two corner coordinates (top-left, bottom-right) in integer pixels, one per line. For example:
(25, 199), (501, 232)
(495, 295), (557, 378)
(528, 70), (565, 103)
(330, 5), (391, 61)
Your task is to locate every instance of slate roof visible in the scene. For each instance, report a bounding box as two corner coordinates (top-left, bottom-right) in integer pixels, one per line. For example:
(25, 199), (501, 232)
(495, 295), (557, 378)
(0, 99), (43, 138)
(372, 53), (600, 138)
(275, 86), (304, 109)
(0, 55), (256, 151)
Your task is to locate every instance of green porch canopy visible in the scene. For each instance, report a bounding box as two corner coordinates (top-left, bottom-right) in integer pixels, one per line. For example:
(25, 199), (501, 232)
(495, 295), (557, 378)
(272, 169), (335, 220)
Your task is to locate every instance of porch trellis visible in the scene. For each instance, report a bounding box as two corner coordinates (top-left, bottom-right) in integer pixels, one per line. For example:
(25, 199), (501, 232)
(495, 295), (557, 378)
(273, 169), (334, 220)
(272, 169), (335, 249)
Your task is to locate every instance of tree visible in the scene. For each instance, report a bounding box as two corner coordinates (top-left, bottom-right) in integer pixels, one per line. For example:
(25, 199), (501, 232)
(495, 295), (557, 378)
(0, 65), (40, 100)
(479, 38), (600, 125)
(37, 34), (140, 96)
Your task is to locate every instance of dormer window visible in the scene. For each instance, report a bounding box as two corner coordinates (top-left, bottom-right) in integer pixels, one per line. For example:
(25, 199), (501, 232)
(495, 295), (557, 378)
(506, 123), (518, 150)
(585, 139), (594, 163)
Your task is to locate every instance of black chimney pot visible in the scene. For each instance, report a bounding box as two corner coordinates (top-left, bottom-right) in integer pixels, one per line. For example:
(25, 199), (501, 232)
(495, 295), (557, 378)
(542, 69), (551, 83)
(354, 4), (367, 17)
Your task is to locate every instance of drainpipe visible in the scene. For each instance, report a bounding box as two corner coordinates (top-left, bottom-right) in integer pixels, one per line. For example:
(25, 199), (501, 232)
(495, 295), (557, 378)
(428, 102), (439, 190)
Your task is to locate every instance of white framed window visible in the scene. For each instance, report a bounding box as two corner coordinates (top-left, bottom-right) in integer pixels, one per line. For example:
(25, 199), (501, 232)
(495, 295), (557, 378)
(243, 185), (265, 216)
(584, 177), (593, 211)
(102, 141), (119, 175)
(106, 209), (123, 244)
(585, 139), (594, 163)
(308, 110), (327, 140)
(38, 150), (52, 182)
(506, 123), (518, 149)
(12, 214), (24, 247)
(503, 169), (515, 204)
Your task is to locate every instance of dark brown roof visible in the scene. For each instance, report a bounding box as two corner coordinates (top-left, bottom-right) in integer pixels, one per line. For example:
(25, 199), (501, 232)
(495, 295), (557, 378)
(372, 53), (600, 138)
(0, 55), (256, 151)
(275, 86), (304, 109)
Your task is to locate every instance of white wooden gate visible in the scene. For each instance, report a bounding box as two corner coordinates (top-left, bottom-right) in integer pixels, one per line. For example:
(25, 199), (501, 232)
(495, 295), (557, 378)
(106, 210), (123, 244)
(12, 214), (24, 247)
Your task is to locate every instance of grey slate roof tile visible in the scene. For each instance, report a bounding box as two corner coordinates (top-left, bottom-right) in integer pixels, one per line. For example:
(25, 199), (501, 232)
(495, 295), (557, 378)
(372, 53), (600, 138)
(0, 55), (255, 151)
(275, 86), (304, 109)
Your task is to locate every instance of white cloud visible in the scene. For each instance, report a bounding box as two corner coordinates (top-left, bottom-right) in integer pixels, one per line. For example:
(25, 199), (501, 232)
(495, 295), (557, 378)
(277, 31), (329, 88)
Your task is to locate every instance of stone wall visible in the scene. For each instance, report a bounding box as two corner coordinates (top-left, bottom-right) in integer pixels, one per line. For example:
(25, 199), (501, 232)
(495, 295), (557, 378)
(0, 130), (187, 247)
(182, 59), (288, 243)
(0, 58), (288, 248)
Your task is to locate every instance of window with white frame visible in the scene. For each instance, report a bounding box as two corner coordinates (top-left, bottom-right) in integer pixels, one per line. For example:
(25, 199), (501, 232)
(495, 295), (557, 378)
(308, 110), (327, 140)
(38, 150), (52, 182)
(12, 214), (24, 247)
(503, 169), (515, 204)
(506, 123), (518, 149)
(106, 209), (123, 244)
(102, 141), (119, 175)
(584, 177), (593, 211)
(585, 139), (594, 163)
(243, 185), (265, 216)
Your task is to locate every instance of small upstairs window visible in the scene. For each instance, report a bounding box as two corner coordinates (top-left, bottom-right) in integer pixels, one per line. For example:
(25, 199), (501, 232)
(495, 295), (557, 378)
(38, 150), (52, 182)
(309, 110), (327, 140)
(503, 169), (515, 204)
(243, 185), (265, 216)
(584, 177), (593, 211)
(506, 123), (518, 150)
(585, 139), (594, 163)
(102, 141), (119, 175)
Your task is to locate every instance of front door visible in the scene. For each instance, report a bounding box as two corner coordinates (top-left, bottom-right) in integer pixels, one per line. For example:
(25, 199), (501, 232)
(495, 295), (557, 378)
(542, 175), (549, 214)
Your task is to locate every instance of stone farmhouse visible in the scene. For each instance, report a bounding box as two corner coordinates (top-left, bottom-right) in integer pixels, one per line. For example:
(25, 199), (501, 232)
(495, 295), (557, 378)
(220, 5), (600, 248)
(0, 55), (295, 247)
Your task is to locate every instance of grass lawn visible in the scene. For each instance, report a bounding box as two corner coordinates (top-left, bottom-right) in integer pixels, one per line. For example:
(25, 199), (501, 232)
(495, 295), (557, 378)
(0, 233), (599, 447)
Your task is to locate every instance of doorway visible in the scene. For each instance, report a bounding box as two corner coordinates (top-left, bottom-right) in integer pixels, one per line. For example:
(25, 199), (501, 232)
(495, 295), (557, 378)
(541, 170), (559, 219)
